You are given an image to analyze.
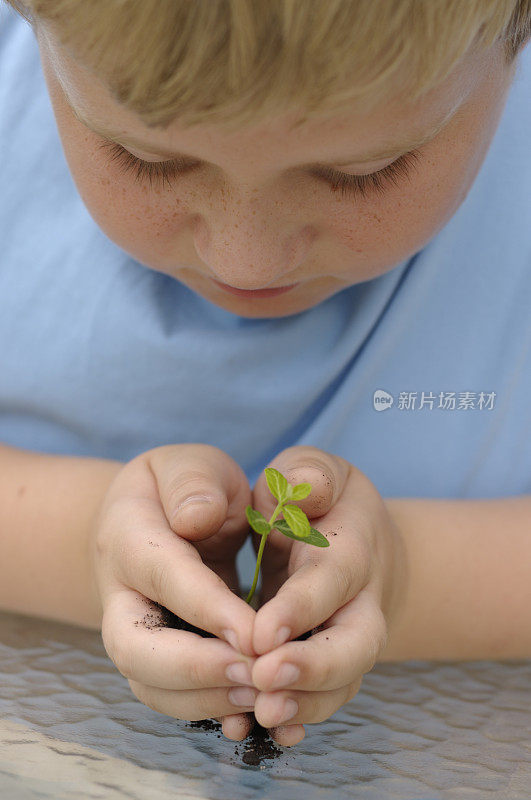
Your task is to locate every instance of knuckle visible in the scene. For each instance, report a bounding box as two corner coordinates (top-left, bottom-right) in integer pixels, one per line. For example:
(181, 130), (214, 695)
(333, 561), (354, 606)
(148, 443), (222, 466)
(309, 694), (336, 724)
(168, 469), (215, 501)
(287, 444), (330, 463)
(186, 654), (207, 690)
(150, 559), (171, 603)
(277, 446), (334, 479)
(195, 690), (219, 721)
(313, 655), (335, 691)
(277, 444), (314, 462)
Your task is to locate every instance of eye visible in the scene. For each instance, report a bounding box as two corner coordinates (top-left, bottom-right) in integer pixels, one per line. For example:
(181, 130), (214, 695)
(98, 140), (421, 198)
(315, 149), (421, 198)
(97, 140), (195, 189)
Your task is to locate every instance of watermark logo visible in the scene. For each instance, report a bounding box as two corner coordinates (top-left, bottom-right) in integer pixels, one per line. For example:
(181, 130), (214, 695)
(373, 389), (496, 412)
(373, 389), (394, 411)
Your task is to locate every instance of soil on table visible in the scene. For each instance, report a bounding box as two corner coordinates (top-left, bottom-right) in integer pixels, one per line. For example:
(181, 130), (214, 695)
(135, 597), (321, 766)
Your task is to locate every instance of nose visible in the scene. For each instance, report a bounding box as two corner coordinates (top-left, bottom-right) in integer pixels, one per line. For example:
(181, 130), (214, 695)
(191, 188), (316, 289)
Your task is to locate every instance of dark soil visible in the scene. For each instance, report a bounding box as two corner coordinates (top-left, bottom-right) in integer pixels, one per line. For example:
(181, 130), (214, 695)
(136, 597), (320, 766)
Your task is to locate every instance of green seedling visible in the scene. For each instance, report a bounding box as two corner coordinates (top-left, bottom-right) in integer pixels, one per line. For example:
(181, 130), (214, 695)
(245, 467), (329, 605)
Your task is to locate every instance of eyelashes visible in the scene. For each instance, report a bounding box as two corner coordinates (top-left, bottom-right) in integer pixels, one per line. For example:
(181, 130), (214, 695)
(319, 149), (421, 198)
(97, 140), (194, 189)
(97, 139), (421, 199)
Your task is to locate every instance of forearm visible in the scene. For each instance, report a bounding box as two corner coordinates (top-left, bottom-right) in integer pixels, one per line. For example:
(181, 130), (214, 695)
(379, 495), (531, 661)
(0, 442), (122, 630)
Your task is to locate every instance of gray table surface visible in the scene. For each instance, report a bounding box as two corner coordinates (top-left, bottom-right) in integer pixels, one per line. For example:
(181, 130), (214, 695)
(1, 609), (529, 800)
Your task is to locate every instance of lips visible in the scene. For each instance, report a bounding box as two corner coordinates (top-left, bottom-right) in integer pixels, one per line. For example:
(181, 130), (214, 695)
(212, 279), (299, 298)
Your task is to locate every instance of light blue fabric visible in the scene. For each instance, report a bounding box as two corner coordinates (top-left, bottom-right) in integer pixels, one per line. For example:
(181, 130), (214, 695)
(1, 5), (530, 508)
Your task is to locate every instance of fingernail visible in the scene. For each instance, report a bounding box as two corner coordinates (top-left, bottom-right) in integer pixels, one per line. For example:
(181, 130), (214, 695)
(226, 662), (253, 686)
(273, 626), (291, 648)
(276, 699), (298, 724)
(176, 495), (214, 512)
(228, 687), (258, 707)
(271, 663), (300, 689)
(222, 629), (241, 653)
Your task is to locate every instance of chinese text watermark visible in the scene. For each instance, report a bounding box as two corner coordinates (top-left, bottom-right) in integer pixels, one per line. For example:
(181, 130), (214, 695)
(373, 390), (496, 412)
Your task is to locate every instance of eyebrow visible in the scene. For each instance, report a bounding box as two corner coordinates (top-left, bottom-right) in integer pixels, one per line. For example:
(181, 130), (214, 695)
(70, 100), (455, 167)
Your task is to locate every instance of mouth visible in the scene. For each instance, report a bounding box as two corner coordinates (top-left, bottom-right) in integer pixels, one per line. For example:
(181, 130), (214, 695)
(211, 279), (299, 298)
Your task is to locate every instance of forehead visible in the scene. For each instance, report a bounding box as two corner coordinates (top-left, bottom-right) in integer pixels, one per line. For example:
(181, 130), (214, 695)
(37, 21), (493, 167)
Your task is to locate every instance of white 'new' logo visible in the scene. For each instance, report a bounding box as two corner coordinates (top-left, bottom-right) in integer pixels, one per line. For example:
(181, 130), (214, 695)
(373, 389), (394, 411)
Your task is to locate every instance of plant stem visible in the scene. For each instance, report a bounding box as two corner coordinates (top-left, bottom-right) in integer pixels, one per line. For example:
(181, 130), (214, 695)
(245, 501), (284, 605)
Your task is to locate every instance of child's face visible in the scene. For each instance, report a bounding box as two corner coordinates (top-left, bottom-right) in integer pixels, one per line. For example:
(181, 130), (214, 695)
(37, 25), (515, 318)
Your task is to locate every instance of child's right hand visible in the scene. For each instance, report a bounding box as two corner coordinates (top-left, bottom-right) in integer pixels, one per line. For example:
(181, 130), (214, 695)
(89, 444), (258, 742)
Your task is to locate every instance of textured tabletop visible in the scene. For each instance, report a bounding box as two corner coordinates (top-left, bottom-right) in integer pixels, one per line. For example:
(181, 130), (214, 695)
(0, 610), (529, 800)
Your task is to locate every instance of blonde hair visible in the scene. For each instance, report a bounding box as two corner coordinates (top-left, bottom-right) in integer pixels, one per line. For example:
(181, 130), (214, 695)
(5, 0), (531, 130)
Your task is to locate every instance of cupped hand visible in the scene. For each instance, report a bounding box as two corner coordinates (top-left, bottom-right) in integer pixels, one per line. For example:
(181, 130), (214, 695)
(247, 445), (407, 747)
(89, 443), (260, 743)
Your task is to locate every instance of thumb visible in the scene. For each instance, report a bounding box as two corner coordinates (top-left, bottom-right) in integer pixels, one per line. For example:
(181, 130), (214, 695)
(252, 446), (349, 526)
(147, 443), (252, 544)
(251, 446), (349, 607)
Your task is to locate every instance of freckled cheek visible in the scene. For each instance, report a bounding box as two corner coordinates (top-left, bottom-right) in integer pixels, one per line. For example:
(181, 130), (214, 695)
(70, 160), (191, 258)
(394, 151), (481, 244)
(330, 154), (475, 264)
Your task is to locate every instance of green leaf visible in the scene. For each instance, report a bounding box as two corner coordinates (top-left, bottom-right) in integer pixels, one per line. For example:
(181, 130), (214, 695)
(265, 467), (289, 504)
(272, 519), (307, 541)
(306, 526), (330, 547)
(273, 519), (330, 547)
(245, 505), (271, 536)
(286, 482), (312, 501)
(282, 504), (311, 538)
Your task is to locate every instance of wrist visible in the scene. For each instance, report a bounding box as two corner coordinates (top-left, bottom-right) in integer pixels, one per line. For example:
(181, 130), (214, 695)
(377, 500), (410, 661)
(86, 460), (125, 630)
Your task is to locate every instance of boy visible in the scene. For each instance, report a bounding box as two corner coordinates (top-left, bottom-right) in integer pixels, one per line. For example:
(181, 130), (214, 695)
(0, 0), (530, 748)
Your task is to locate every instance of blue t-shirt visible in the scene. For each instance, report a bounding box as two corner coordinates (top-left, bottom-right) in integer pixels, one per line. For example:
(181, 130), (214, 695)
(1, 6), (531, 506)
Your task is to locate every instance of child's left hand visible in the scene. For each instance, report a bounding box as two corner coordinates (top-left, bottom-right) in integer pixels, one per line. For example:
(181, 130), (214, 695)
(248, 445), (406, 747)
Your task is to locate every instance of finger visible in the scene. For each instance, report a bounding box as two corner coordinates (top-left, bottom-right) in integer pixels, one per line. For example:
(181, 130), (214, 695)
(149, 444), (252, 594)
(216, 715), (305, 748)
(250, 445), (350, 611)
(148, 443), (251, 546)
(253, 677), (363, 728)
(106, 496), (256, 655)
(268, 724), (306, 747)
(252, 520), (370, 655)
(252, 445), (349, 523)
(128, 679), (259, 721)
(253, 458), (383, 654)
(217, 714), (255, 741)
(102, 589), (257, 690)
(251, 589), (388, 692)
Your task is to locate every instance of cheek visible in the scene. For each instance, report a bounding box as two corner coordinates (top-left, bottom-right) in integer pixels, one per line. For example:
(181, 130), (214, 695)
(40, 59), (191, 261)
(329, 140), (484, 272)
(55, 123), (191, 260)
